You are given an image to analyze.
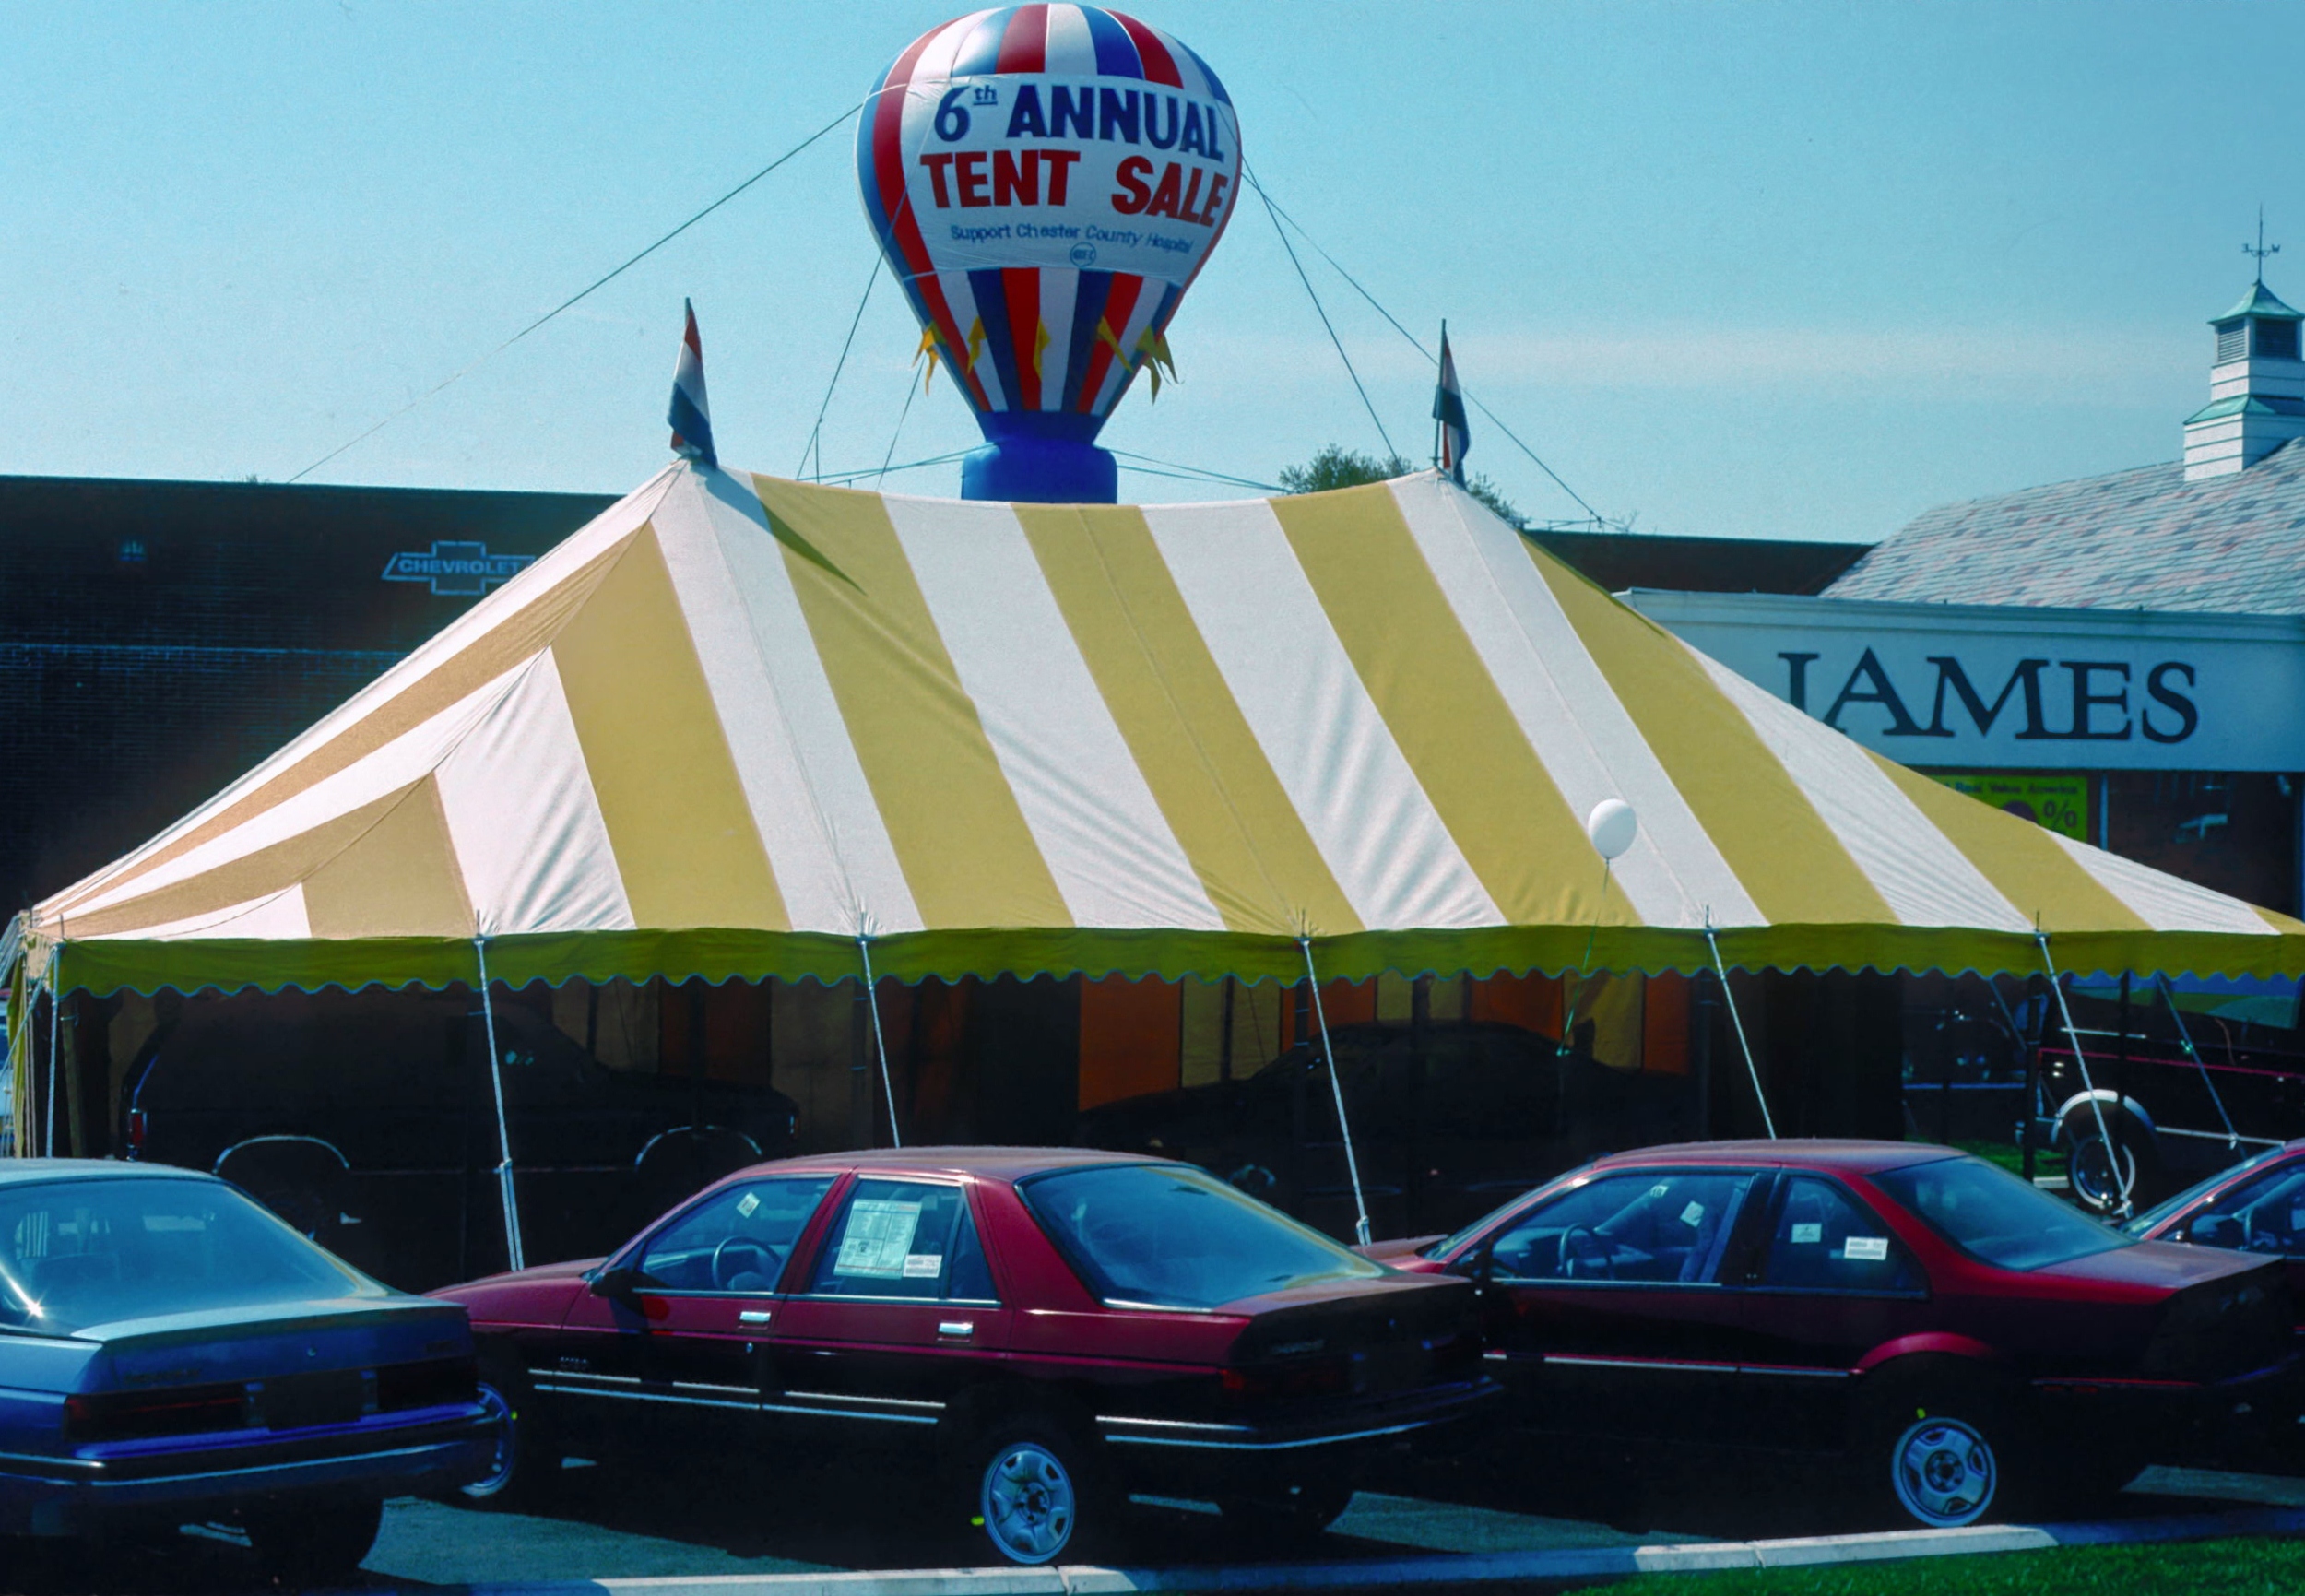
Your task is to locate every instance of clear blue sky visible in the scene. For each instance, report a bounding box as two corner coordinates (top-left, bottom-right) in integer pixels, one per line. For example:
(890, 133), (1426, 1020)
(5, 2), (2299, 540)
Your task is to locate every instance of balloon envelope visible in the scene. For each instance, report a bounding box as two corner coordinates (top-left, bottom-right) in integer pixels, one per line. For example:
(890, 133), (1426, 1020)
(1587, 798), (1639, 862)
(858, 6), (1243, 500)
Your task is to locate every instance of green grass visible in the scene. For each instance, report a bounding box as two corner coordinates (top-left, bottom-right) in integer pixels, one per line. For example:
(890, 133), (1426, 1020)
(1947, 1140), (2056, 1178)
(1560, 1537), (2305, 1595)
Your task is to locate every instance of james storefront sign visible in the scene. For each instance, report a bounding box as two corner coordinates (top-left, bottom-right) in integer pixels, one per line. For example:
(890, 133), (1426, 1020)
(1626, 591), (2305, 773)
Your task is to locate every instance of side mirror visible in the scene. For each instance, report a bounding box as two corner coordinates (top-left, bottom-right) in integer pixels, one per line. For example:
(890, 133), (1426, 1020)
(589, 1266), (642, 1300)
(2190, 1214), (2242, 1250)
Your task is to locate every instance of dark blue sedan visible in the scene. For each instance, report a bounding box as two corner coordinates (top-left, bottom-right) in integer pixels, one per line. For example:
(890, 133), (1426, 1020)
(0, 1160), (495, 1581)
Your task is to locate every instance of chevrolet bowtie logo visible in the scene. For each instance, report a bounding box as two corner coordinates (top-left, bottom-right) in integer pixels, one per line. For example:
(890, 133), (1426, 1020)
(382, 540), (535, 597)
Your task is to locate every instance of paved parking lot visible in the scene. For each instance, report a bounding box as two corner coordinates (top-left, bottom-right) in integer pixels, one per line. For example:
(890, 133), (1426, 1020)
(10, 1455), (2298, 1594)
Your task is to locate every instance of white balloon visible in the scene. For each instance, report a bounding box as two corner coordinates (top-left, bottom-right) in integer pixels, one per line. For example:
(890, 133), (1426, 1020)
(1586, 798), (1638, 861)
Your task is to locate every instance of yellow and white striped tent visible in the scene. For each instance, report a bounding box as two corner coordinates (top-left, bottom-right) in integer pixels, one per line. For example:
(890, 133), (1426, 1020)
(10, 464), (2304, 1002)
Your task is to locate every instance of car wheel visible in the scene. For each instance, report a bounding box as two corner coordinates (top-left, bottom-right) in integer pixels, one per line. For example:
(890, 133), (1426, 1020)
(1858, 1389), (2020, 1530)
(456, 1365), (559, 1508)
(1217, 1481), (1353, 1552)
(243, 1494), (383, 1584)
(2068, 1126), (2154, 1216)
(964, 1416), (1109, 1566)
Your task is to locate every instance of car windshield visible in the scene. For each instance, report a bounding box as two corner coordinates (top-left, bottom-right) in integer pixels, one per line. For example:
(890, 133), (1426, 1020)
(2123, 1147), (2292, 1237)
(0, 1176), (381, 1335)
(1873, 1154), (2130, 1271)
(1020, 1163), (1382, 1310)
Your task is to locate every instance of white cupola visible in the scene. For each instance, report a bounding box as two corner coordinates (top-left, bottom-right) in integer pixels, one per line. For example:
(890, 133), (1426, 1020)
(2183, 278), (2305, 480)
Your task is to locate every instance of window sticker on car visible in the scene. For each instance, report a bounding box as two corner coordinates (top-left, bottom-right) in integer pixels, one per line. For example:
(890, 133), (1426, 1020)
(1843, 1236), (1890, 1261)
(736, 1191), (761, 1219)
(902, 1254), (942, 1279)
(1680, 1201), (1706, 1226)
(834, 1200), (923, 1278)
(1791, 1223), (1822, 1244)
(2291, 1206), (2305, 1232)
(1649, 1184), (1671, 1199)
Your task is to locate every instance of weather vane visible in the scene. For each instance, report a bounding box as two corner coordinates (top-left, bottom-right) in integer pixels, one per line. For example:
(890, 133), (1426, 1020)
(2246, 206), (2280, 284)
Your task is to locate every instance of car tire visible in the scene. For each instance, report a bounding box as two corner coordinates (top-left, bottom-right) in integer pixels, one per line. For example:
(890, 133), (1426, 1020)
(455, 1361), (560, 1509)
(960, 1414), (1112, 1566)
(243, 1494), (383, 1585)
(1217, 1481), (1353, 1552)
(1854, 1380), (2026, 1530)
(2067, 1124), (2156, 1217)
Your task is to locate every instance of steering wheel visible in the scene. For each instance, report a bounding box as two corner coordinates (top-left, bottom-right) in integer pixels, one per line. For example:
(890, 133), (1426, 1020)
(1557, 1224), (1614, 1281)
(711, 1236), (780, 1291)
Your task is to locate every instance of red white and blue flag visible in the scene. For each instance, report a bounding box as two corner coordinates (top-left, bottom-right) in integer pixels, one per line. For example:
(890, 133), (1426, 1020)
(668, 299), (716, 468)
(1433, 325), (1468, 485)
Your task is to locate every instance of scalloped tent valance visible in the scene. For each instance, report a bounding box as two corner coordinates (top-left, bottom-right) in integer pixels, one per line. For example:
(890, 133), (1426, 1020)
(8, 464), (2301, 1007)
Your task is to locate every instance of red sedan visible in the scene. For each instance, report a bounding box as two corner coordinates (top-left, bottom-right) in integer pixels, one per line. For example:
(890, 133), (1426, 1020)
(2125, 1140), (2305, 1311)
(432, 1148), (1494, 1564)
(1383, 1141), (2300, 1529)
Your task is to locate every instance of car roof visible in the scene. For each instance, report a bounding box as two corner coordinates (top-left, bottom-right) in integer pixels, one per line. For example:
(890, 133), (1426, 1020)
(735, 1145), (1162, 1183)
(1590, 1140), (1962, 1176)
(0, 1159), (217, 1184)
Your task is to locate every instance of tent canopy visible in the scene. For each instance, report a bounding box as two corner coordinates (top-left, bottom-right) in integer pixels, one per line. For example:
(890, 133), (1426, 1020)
(15, 465), (2304, 997)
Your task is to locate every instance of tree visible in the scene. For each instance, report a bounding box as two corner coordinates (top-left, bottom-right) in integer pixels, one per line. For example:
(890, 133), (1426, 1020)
(1278, 443), (1528, 529)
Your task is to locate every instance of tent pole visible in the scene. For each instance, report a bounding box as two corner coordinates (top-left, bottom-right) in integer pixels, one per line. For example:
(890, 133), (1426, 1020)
(2036, 930), (2132, 1216)
(2156, 973), (2239, 1153)
(474, 938), (525, 1271)
(1298, 937), (1372, 1247)
(857, 936), (902, 1148)
(45, 950), (60, 1159)
(1703, 916), (1776, 1139)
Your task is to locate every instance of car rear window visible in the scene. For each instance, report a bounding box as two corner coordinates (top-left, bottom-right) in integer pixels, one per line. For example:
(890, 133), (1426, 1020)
(0, 1177), (381, 1334)
(1872, 1155), (2130, 1271)
(1019, 1164), (1381, 1310)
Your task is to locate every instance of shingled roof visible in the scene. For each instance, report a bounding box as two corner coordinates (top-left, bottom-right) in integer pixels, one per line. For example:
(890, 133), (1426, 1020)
(1826, 440), (2305, 615)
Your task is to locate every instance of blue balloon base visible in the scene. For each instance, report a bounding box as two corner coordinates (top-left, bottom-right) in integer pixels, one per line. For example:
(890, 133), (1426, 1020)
(960, 435), (1117, 504)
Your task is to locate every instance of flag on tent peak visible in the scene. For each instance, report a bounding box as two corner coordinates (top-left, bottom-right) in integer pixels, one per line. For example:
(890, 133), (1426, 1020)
(1433, 325), (1468, 485)
(668, 299), (715, 468)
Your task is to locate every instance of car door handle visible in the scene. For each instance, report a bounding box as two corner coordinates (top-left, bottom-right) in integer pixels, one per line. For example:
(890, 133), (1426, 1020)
(739, 1310), (773, 1325)
(937, 1320), (975, 1340)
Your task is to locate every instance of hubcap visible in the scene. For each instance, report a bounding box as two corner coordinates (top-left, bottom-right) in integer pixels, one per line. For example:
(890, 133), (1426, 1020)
(462, 1382), (517, 1497)
(979, 1441), (1077, 1564)
(2071, 1137), (2135, 1212)
(1891, 1416), (1995, 1527)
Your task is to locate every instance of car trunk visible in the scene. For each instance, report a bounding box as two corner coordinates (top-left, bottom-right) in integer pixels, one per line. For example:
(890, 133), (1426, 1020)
(1223, 1277), (1482, 1405)
(70, 1298), (473, 1444)
(2138, 1262), (2293, 1382)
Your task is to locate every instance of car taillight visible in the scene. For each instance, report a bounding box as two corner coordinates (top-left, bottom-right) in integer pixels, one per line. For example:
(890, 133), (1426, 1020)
(124, 1110), (147, 1158)
(65, 1383), (250, 1442)
(1222, 1357), (1353, 1401)
(374, 1355), (479, 1413)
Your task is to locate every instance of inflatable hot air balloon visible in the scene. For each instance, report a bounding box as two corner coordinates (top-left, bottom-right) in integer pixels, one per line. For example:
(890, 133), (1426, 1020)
(859, 6), (1242, 502)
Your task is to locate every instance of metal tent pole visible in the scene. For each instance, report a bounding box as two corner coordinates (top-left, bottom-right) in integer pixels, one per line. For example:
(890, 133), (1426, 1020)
(2036, 930), (2132, 1216)
(1298, 937), (1372, 1247)
(857, 936), (902, 1147)
(45, 951), (60, 1158)
(1703, 914), (1777, 1139)
(474, 938), (525, 1271)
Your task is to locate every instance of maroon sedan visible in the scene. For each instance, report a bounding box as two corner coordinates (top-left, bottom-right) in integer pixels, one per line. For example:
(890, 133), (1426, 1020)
(432, 1148), (1493, 1564)
(2125, 1141), (2305, 1311)
(1385, 1141), (2300, 1529)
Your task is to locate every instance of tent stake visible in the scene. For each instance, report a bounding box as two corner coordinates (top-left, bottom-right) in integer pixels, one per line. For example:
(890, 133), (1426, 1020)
(1703, 916), (1776, 1139)
(857, 936), (902, 1148)
(2036, 931), (2132, 1216)
(1299, 937), (1372, 1247)
(474, 938), (525, 1271)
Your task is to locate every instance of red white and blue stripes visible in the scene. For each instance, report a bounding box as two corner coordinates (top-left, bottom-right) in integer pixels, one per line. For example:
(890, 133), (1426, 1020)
(1434, 326), (1469, 484)
(857, 7), (1238, 429)
(668, 299), (715, 469)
